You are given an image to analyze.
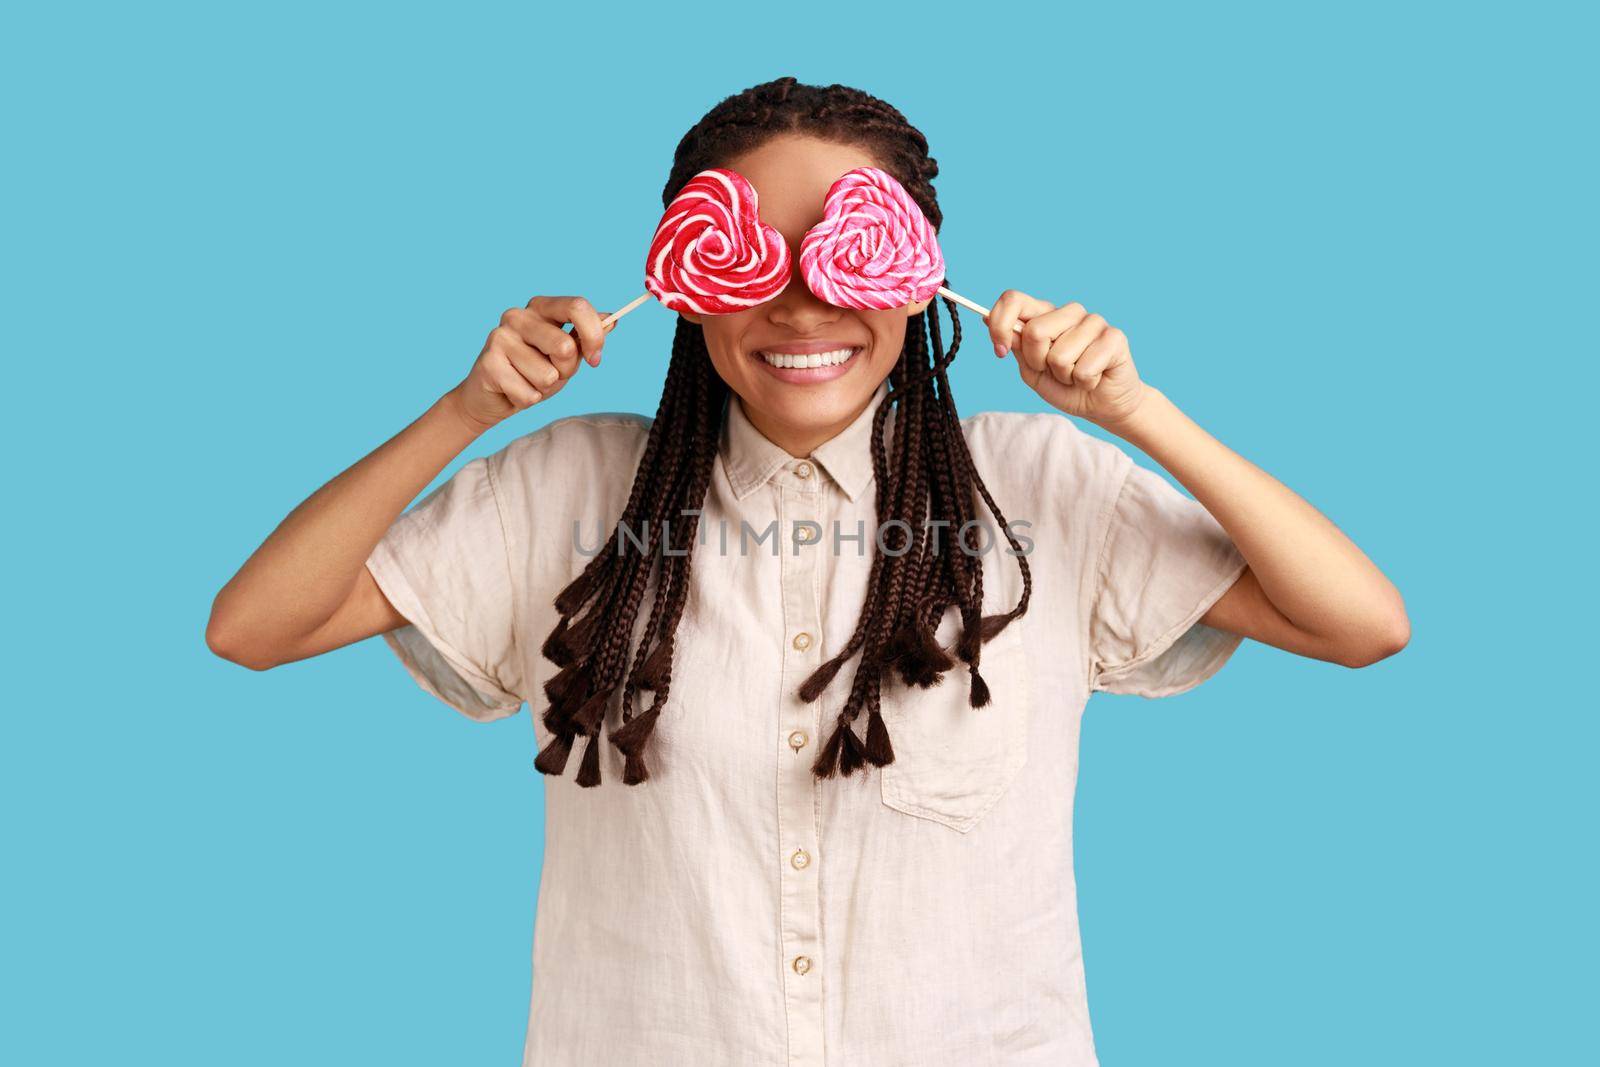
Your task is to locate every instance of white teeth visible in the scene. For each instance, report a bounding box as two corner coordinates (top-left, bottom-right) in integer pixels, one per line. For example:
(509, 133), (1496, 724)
(758, 347), (857, 369)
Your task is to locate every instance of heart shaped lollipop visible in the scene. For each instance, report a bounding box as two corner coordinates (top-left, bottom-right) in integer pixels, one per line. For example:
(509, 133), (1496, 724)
(799, 166), (946, 310)
(795, 166), (1021, 333)
(642, 168), (791, 315)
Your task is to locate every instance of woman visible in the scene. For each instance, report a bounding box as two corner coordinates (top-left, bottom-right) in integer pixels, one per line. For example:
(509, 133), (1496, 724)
(207, 77), (1408, 1066)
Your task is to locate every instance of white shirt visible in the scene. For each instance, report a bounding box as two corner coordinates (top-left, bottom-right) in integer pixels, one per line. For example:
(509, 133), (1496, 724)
(365, 378), (1248, 1065)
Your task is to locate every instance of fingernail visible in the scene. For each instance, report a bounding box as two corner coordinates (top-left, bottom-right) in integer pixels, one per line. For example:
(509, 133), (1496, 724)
(993, 341), (1006, 358)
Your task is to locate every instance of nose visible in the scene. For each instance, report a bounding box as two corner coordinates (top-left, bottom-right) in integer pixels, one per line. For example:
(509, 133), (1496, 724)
(764, 266), (841, 333)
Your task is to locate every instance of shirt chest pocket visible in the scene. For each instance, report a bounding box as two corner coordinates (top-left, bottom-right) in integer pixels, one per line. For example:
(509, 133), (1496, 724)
(877, 602), (1034, 833)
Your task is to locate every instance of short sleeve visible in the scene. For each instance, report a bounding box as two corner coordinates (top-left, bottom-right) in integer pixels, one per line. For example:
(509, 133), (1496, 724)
(1088, 457), (1249, 697)
(365, 454), (525, 722)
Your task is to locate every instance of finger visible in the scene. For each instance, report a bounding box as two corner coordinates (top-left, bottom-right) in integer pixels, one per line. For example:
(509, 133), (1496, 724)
(1036, 300), (1089, 336)
(506, 345), (564, 394)
(987, 289), (1055, 355)
(1043, 312), (1107, 385)
(524, 294), (559, 320)
(488, 356), (543, 409)
(485, 327), (558, 393)
(1070, 327), (1124, 391)
(987, 290), (1024, 355)
(525, 318), (583, 380)
(1017, 302), (1088, 373)
(499, 307), (550, 348)
(987, 289), (1056, 357)
(486, 322), (540, 366)
(590, 313), (619, 364)
(525, 295), (604, 354)
(1017, 313), (1056, 372)
(1009, 301), (1071, 373)
(557, 296), (608, 367)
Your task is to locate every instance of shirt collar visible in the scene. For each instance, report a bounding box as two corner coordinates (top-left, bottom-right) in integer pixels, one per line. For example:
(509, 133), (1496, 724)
(720, 379), (891, 503)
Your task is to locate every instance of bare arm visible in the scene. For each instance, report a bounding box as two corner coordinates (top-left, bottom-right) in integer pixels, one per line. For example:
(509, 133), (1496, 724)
(205, 391), (485, 669)
(986, 289), (1410, 670)
(205, 295), (613, 670)
(1114, 385), (1409, 668)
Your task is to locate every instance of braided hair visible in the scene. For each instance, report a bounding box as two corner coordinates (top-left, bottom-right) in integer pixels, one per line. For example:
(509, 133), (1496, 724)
(533, 77), (1032, 787)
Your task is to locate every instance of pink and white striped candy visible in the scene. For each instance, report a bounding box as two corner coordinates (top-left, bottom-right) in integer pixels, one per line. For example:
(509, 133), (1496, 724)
(645, 168), (792, 315)
(799, 166), (945, 311)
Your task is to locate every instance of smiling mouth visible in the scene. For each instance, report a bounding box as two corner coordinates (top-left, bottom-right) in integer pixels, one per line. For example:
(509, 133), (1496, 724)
(756, 346), (862, 369)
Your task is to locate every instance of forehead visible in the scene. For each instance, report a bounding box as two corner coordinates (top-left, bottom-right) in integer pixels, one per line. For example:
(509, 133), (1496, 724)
(723, 134), (880, 244)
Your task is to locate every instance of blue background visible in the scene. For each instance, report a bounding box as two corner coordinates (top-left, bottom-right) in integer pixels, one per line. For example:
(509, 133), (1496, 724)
(4, 1), (1594, 1063)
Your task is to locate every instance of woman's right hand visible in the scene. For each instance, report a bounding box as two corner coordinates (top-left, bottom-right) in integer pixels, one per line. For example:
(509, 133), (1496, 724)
(447, 295), (614, 432)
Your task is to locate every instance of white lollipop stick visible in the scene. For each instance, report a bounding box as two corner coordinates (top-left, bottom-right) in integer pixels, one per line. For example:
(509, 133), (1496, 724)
(599, 292), (652, 329)
(937, 286), (1024, 334)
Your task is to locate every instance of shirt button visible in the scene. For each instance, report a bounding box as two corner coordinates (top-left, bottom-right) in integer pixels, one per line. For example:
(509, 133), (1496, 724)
(792, 955), (812, 975)
(788, 729), (808, 751)
(792, 631), (812, 651)
(790, 848), (811, 870)
(796, 526), (817, 544)
(795, 461), (814, 478)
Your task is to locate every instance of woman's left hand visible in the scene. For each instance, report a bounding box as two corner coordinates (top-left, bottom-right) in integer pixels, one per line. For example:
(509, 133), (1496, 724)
(985, 289), (1148, 431)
